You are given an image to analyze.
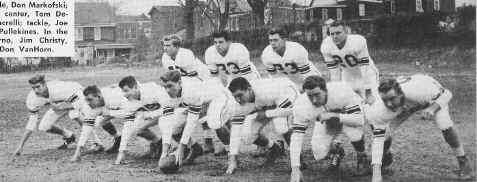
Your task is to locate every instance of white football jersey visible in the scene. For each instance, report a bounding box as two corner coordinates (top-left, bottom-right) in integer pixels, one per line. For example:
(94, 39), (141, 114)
(122, 82), (173, 114)
(169, 79), (230, 113)
(293, 82), (363, 132)
(161, 48), (208, 79)
(81, 85), (130, 120)
(321, 34), (378, 89)
(26, 80), (84, 113)
(205, 42), (259, 81)
(234, 78), (300, 117)
(261, 41), (320, 80)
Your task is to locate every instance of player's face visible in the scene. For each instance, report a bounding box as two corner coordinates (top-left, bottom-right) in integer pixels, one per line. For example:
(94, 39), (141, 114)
(31, 82), (49, 98)
(163, 81), (182, 98)
(232, 88), (254, 105)
(85, 94), (105, 108)
(214, 37), (230, 54)
(121, 86), (140, 101)
(163, 40), (179, 57)
(380, 89), (405, 112)
(305, 87), (327, 107)
(329, 25), (347, 46)
(268, 34), (286, 52)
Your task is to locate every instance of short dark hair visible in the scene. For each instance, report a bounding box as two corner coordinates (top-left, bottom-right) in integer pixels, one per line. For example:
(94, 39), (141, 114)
(228, 77), (251, 93)
(302, 76), (327, 91)
(119, 76), (138, 89)
(162, 34), (182, 47)
(268, 27), (288, 39)
(211, 30), (231, 41)
(378, 78), (402, 94)
(28, 75), (45, 84)
(329, 20), (347, 28)
(160, 71), (182, 83)
(83, 85), (101, 97)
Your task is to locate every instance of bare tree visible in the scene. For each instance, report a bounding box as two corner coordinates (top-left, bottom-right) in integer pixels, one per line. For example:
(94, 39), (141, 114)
(246, 0), (267, 26)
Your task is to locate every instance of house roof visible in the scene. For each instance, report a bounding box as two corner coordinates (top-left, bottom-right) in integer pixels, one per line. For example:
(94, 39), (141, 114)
(75, 2), (116, 25)
(115, 14), (150, 22)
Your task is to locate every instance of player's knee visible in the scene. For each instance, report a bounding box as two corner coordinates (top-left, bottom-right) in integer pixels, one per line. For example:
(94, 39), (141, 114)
(38, 122), (52, 131)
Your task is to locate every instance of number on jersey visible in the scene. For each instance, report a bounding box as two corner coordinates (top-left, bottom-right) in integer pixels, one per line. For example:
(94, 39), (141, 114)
(332, 55), (360, 68)
(271, 63), (299, 74)
(216, 63), (240, 74)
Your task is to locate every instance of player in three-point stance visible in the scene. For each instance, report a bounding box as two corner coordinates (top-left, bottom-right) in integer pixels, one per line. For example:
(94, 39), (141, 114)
(14, 75), (104, 155)
(365, 74), (473, 182)
(70, 85), (128, 162)
(113, 76), (173, 165)
(159, 71), (238, 168)
(289, 76), (370, 182)
(226, 77), (300, 174)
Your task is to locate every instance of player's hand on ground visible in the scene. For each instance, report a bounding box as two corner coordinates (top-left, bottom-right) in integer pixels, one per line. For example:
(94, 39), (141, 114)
(13, 147), (22, 156)
(176, 144), (186, 167)
(290, 167), (303, 182)
(114, 151), (125, 165)
(225, 155), (238, 174)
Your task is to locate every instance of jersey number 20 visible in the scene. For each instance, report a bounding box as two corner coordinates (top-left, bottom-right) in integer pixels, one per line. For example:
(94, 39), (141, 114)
(332, 55), (359, 68)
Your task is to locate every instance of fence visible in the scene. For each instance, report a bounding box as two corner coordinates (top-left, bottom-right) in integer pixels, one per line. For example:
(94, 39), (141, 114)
(0, 57), (77, 73)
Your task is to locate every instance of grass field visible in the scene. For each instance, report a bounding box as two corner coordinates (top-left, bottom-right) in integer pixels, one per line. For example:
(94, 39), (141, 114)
(0, 47), (475, 182)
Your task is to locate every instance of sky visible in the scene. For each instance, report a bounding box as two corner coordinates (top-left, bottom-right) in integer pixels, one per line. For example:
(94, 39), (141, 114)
(76, 0), (476, 15)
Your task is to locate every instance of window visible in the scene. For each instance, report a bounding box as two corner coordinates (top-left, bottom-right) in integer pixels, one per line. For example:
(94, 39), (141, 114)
(100, 27), (115, 41)
(322, 8), (328, 20)
(83, 27), (94, 41)
(359, 4), (365, 16)
(434, 0), (440, 11)
(390, 0), (396, 14)
(337, 8), (342, 20)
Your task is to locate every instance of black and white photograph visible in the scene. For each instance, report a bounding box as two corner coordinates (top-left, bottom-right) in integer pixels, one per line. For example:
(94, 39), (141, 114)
(0, 0), (475, 181)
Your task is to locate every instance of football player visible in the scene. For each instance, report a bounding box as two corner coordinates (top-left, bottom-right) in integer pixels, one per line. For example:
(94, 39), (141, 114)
(161, 34), (210, 81)
(205, 30), (260, 85)
(14, 75), (102, 155)
(70, 85), (129, 162)
(161, 34), (216, 153)
(114, 76), (173, 165)
(320, 20), (379, 105)
(261, 27), (321, 85)
(366, 74), (473, 182)
(225, 77), (300, 174)
(160, 71), (237, 167)
(289, 76), (370, 182)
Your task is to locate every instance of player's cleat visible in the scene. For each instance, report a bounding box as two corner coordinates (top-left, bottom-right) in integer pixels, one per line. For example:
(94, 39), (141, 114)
(355, 152), (372, 176)
(203, 137), (214, 154)
(85, 143), (105, 154)
(455, 155), (473, 180)
(382, 151), (393, 168)
(105, 136), (121, 154)
(58, 134), (76, 150)
(158, 154), (180, 174)
(327, 143), (345, 171)
(263, 141), (285, 166)
(184, 143), (204, 165)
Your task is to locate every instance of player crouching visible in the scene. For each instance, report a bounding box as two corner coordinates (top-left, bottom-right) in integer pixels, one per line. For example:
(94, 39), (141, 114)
(366, 74), (473, 182)
(290, 76), (371, 182)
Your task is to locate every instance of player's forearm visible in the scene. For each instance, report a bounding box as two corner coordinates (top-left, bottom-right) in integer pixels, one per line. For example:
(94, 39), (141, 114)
(77, 124), (94, 147)
(229, 123), (242, 156)
(290, 132), (304, 167)
(371, 133), (386, 165)
(179, 114), (199, 145)
(433, 89), (452, 109)
(265, 108), (293, 118)
(118, 121), (135, 152)
(338, 113), (365, 127)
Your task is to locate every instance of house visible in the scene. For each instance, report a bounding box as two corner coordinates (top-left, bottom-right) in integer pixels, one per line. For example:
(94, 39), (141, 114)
(383, 0), (455, 15)
(74, 2), (151, 65)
